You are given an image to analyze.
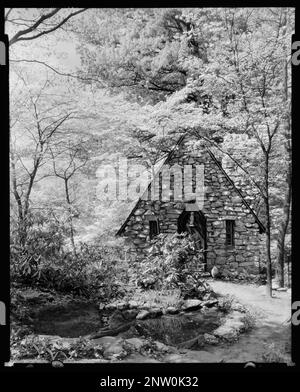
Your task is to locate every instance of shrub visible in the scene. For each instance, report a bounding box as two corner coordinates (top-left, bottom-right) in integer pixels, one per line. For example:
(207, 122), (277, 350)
(134, 233), (211, 299)
(241, 311), (256, 331)
(10, 210), (68, 284)
(10, 210), (129, 301)
(28, 243), (129, 300)
(217, 295), (235, 313)
(10, 332), (104, 361)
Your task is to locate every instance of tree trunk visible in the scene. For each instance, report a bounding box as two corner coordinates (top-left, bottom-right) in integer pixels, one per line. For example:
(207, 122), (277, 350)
(265, 203), (273, 297)
(264, 154), (273, 297)
(275, 162), (291, 287)
(275, 8), (292, 287)
(64, 178), (76, 253)
(10, 143), (26, 246)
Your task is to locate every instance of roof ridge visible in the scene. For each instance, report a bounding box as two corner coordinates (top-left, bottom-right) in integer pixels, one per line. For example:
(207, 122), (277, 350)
(116, 133), (266, 235)
(205, 147), (265, 233)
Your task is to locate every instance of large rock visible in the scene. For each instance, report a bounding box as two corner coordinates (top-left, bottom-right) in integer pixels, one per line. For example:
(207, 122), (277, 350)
(136, 310), (150, 320)
(128, 300), (138, 309)
(164, 351), (219, 363)
(141, 302), (151, 310)
(154, 341), (170, 352)
(92, 336), (122, 349)
(204, 333), (219, 345)
(202, 299), (218, 308)
(124, 338), (146, 351)
(211, 266), (220, 278)
(213, 324), (239, 341)
(182, 299), (202, 311)
(134, 209), (145, 216)
(166, 307), (179, 315)
(105, 303), (117, 311)
(213, 311), (245, 341)
(103, 343), (125, 359)
(116, 302), (128, 310)
(149, 308), (163, 318)
(101, 338), (126, 359)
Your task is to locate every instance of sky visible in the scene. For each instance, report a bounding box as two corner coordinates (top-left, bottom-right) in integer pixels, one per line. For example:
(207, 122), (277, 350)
(5, 8), (83, 73)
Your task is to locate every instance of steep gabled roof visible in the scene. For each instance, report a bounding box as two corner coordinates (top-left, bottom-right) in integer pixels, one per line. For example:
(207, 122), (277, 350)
(205, 148), (266, 233)
(116, 134), (185, 236)
(116, 134), (266, 236)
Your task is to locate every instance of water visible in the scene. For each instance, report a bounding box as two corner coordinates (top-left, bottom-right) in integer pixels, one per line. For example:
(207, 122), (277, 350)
(32, 302), (221, 348)
(32, 301), (102, 338)
(136, 310), (221, 347)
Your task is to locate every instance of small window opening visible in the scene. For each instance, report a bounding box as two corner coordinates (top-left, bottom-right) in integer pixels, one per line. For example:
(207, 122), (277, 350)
(225, 220), (235, 246)
(149, 220), (160, 240)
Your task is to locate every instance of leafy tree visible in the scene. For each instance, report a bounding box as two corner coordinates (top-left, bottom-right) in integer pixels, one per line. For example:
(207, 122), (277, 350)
(77, 8), (294, 294)
(50, 139), (89, 252)
(10, 70), (76, 245)
(8, 8), (294, 297)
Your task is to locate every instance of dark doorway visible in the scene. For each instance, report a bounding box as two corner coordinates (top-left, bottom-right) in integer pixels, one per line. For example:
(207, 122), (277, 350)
(177, 210), (207, 267)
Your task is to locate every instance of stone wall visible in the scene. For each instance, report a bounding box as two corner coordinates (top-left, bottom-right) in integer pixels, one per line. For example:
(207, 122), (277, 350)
(121, 139), (266, 275)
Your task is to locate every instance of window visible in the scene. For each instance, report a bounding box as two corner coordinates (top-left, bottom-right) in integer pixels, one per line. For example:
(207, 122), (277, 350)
(149, 220), (160, 240)
(225, 220), (235, 246)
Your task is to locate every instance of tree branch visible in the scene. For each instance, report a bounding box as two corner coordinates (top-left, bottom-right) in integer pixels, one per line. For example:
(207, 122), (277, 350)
(9, 8), (61, 45)
(9, 8), (87, 46)
(10, 59), (108, 87)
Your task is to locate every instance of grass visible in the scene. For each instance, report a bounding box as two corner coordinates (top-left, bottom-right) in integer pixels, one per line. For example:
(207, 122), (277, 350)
(217, 294), (235, 313)
(262, 342), (293, 364)
(240, 310), (256, 331)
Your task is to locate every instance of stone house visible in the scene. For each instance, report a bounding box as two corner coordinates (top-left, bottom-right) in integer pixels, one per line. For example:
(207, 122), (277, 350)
(116, 135), (266, 276)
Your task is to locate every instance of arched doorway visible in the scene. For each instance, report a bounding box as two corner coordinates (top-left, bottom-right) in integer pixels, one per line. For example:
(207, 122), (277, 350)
(177, 208), (207, 267)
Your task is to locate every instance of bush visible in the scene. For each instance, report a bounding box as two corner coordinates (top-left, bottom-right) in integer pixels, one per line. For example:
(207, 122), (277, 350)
(217, 295), (235, 313)
(10, 210), (129, 301)
(10, 331), (104, 361)
(241, 311), (256, 331)
(10, 210), (68, 284)
(134, 233), (211, 299)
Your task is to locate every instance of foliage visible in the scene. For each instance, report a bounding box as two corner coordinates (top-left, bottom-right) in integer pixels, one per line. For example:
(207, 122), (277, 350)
(73, 8), (293, 272)
(10, 332), (104, 361)
(130, 289), (182, 309)
(10, 210), (129, 300)
(240, 311), (256, 331)
(7, 8), (294, 294)
(10, 210), (68, 284)
(262, 342), (292, 364)
(135, 233), (212, 299)
(135, 233), (195, 288)
(217, 295), (235, 313)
